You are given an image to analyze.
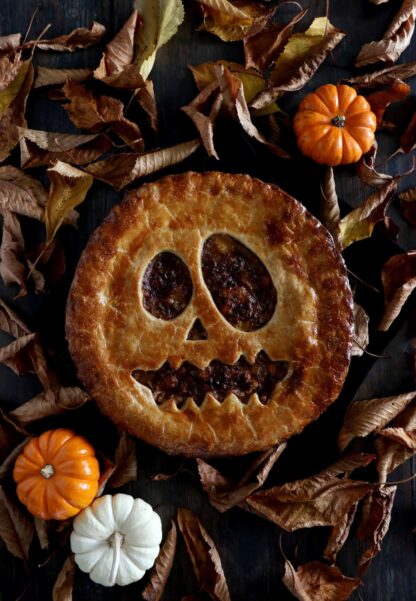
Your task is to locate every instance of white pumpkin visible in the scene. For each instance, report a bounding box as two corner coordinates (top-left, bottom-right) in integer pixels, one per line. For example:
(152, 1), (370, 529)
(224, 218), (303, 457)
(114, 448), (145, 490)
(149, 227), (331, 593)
(70, 493), (162, 587)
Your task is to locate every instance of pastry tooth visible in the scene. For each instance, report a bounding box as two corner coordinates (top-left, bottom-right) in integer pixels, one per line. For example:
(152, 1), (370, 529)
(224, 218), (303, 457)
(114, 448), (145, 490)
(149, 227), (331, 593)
(159, 398), (180, 412)
(221, 392), (243, 410)
(180, 397), (201, 412)
(200, 392), (221, 411)
(247, 393), (264, 409)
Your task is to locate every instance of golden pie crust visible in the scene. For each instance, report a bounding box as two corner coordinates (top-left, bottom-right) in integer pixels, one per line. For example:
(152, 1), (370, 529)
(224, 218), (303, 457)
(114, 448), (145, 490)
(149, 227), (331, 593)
(66, 172), (353, 457)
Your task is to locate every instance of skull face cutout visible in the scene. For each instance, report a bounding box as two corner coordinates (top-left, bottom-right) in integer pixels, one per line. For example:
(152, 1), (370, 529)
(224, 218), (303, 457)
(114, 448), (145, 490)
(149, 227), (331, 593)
(66, 172), (353, 457)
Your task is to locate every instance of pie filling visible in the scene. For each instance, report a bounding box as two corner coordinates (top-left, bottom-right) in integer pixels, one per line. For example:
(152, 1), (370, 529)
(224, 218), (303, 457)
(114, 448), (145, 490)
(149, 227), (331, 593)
(132, 351), (289, 406)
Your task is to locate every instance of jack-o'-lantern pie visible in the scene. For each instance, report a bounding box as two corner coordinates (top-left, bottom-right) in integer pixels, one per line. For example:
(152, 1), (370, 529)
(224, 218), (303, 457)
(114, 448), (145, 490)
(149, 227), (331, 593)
(66, 172), (353, 457)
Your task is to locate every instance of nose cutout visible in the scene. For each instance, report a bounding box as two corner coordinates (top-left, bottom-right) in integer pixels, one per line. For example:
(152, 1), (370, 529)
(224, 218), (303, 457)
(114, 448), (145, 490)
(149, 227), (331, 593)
(187, 318), (208, 340)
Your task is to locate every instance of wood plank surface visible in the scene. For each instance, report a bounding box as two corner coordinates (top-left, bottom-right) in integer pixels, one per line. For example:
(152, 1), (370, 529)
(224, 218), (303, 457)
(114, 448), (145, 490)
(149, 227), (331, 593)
(1, 1), (416, 600)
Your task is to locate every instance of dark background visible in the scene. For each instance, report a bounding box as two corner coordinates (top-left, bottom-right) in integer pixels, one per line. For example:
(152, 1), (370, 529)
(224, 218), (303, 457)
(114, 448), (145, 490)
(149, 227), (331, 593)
(1, 0), (416, 600)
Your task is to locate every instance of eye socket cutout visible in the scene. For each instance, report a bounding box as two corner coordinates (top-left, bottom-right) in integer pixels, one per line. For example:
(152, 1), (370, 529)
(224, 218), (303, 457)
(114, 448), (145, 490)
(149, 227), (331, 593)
(142, 251), (193, 320)
(201, 234), (277, 332)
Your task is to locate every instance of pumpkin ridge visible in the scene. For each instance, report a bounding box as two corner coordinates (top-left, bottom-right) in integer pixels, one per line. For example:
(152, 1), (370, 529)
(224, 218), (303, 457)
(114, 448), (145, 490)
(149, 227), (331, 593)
(52, 436), (95, 465)
(53, 475), (97, 509)
(25, 437), (46, 466)
(57, 458), (100, 480)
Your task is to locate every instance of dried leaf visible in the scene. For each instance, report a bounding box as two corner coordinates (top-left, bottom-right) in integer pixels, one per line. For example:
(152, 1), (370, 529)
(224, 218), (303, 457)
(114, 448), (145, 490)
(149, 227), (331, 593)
(45, 161), (93, 243)
(282, 560), (360, 601)
(34, 518), (49, 550)
(356, 486), (396, 575)
(251, 17), (345, 110)
(0, 332), (37, 375)
(52, 554), (75, 601)
(182, 82), (222, 159)
(108, 431), (137, 488)
(351, 303), (370, 357)
(0, 438), (29, 482)
(31, 22), (105, 52)
(177, 508), (231, 601)
(0, 212), (27, 292)
(9, 387), (89, 426)
(142, 521), (177, 601)
(357, 143), (392, 187)
(346, 61), (416, 88)
(0, 486), (34, 562)
(0, 166), (47, 219)
(85, 139), (200, 190)
(399, 186), (416, 225)
(133, 0), (185, 79)
(338, 179), (398, 249)
(0, 34), (21, 54)
(319, 167), (341, 248)
(135, 80), (159, 131)
(338, 391), (416, 452)
(379, 252), (416, 331)
(366, 79), (410, 125)
(96, 456), (116, 497)
(197, 443), (286, 512)
(19, 128), (111, 169)
(63, 79), (143, 152)
(375, 403), (416, 480)
(356, 0), (416, 66)
(0, 299), (30, 338)
(323, 502), (358, 564)
(197, 0), (275, 42)
(95, 11), (143, 80)
(399, 110), (416, 153)
(34, 67), (92, 89)
(244, 5), (308, 73)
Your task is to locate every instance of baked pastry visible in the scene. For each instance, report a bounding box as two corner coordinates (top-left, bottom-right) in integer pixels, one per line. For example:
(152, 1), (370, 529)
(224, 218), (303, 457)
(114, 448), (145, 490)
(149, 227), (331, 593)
(66, 172), (353, 457)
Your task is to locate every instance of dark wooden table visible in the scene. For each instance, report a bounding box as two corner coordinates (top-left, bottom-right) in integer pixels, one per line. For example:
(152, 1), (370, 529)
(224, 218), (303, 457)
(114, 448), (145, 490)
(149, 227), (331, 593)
(1, 1), (416, 600)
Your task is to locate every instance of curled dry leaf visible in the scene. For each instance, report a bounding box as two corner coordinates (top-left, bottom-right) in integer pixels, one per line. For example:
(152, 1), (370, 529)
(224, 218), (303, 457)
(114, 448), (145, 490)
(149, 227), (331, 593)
(63, 79), (144, 152)
(45, 161), (93, 243)
(34, 67), (92, 89)
(338, 391), (416, 452)
(366, 79), (410, 125)
(357, 144), (392, 187)
(399, 186), (416, 225)
(375, 404), (416, 480)
(108, 431), (137, 488)
(9, 386), (89, 426)
(133, 0), (185, 79)
(182, 81), (222, 159)
(19, 128), (112, 169)
(135, 80), (159, 131)
(95, 456), (116, 498)
(0, 438), (29, 482)
(379, 252), (416, 331)
(0, 166), (47, 220)
(197, 443), (286, 512)
(338, 178), (398, 250)
(177, 508), (231, 601)
(356, 486), (396, 575)
(251, 18), (345, 110)
(52, 554), (75, 601)
(282, 559), (360, 601)
(319, 167), (341, 248)
(351, 303), (370, 357)
(34, 517), (49, 550)
(0, 299), (30, 338)
(323, 502), (358, 564)
(244, 5), (308, 74)
(0, 485), (34, 562)
(0, 212), (27, 292)
(356, 0), (416, 67)
(346, 60), (416, 88)
(142, 521), (177, 601)
(399, 110), (416, 153)
(30, 22), (105, 52)
(0, 332), (37, 375)
(85, 139), (200, 190)
(0, 34), (21, 54)
(197, 0), (275, 42)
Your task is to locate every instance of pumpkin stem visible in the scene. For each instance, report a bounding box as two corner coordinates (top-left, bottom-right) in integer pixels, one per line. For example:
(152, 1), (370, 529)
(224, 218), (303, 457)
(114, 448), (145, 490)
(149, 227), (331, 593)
(109, 531), (124, 585)
(332, 115), (346, 128)
(40, 464), (55, 479)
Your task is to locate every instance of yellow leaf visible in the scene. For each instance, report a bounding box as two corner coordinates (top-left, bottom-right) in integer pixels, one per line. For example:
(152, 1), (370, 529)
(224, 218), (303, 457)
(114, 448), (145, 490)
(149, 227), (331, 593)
(197, 0), (274, 42)
(45, 161), (93, 243)
(134, 0), (185, 79)
(0, 61), (30, 116)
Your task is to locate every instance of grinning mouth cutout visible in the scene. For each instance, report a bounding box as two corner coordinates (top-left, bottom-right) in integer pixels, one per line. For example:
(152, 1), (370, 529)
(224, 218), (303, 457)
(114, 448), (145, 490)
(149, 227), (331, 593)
(132, 351), (289, 407)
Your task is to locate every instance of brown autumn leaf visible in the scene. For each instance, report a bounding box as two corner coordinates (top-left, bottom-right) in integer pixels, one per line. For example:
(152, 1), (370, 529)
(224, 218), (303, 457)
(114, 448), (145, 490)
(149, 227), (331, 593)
(197, 0), (275, 42)
(0, 485), (34, 562)
(34, 517), (49, 550)
(399, 186), (416, 226)
(399, 110), (416, 153)
(182, 81), (222, 159)
(379, 252), (416, 331)
(108, 431), (137, 488)
(0, 438), (29, 482)
(0, 212), (27, 292)
(356, 0), (416, 67)
(142, 521), (177, 601)
(338, 178), (398, 250)
(0, 34), (21, 54)
(135, 80), (159, 131)
(19, 128), (112, 169)
(96, 456), (116, 498)
(319, 167), (341, 248)
(366, 79), (411, 125)
(356, 486), (396, 575)
(34, 67), (92, 89)
(338, 391), (416, 452)
(28, 22), (105, 52)
(45, 161), (93, 243)
(52, 554), (75, 601)
(63, 79), (144, 152)
(197, 443), (286, 512)
(282, 559), (360, 601)
(9, 386), (89, 427)
(323, 502), (358, 564)
(244, 5), (308, 73)
(351, 303), (370, 357)
(0, 298), (30, 338)
(357, 143), (392, 187)
(26, 239), (67, 291)
(0, 332), (37, 375)
(84, 139), (200, 190)
(346, 60), (416, 88)
(0, 165), (47, 220)
(177, 508), (231, 601)
(375, 404), (416, 480)
(250, 17), (345, 110)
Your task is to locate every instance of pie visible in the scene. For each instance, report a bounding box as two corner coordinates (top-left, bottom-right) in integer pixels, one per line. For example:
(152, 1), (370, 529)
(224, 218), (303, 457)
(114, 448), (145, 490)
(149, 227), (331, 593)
(66, 172), (353, 457)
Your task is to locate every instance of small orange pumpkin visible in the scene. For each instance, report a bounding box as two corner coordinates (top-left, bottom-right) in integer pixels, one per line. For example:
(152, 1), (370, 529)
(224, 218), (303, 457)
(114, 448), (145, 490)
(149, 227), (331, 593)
(13, 429), (100, 520)
(294, 83), (377, 166)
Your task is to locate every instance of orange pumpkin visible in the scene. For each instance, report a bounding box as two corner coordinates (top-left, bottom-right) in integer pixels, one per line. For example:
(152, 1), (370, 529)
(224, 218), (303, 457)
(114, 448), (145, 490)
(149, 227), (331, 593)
(294, 83), (377, 166)
(13, 429), (99, 520)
